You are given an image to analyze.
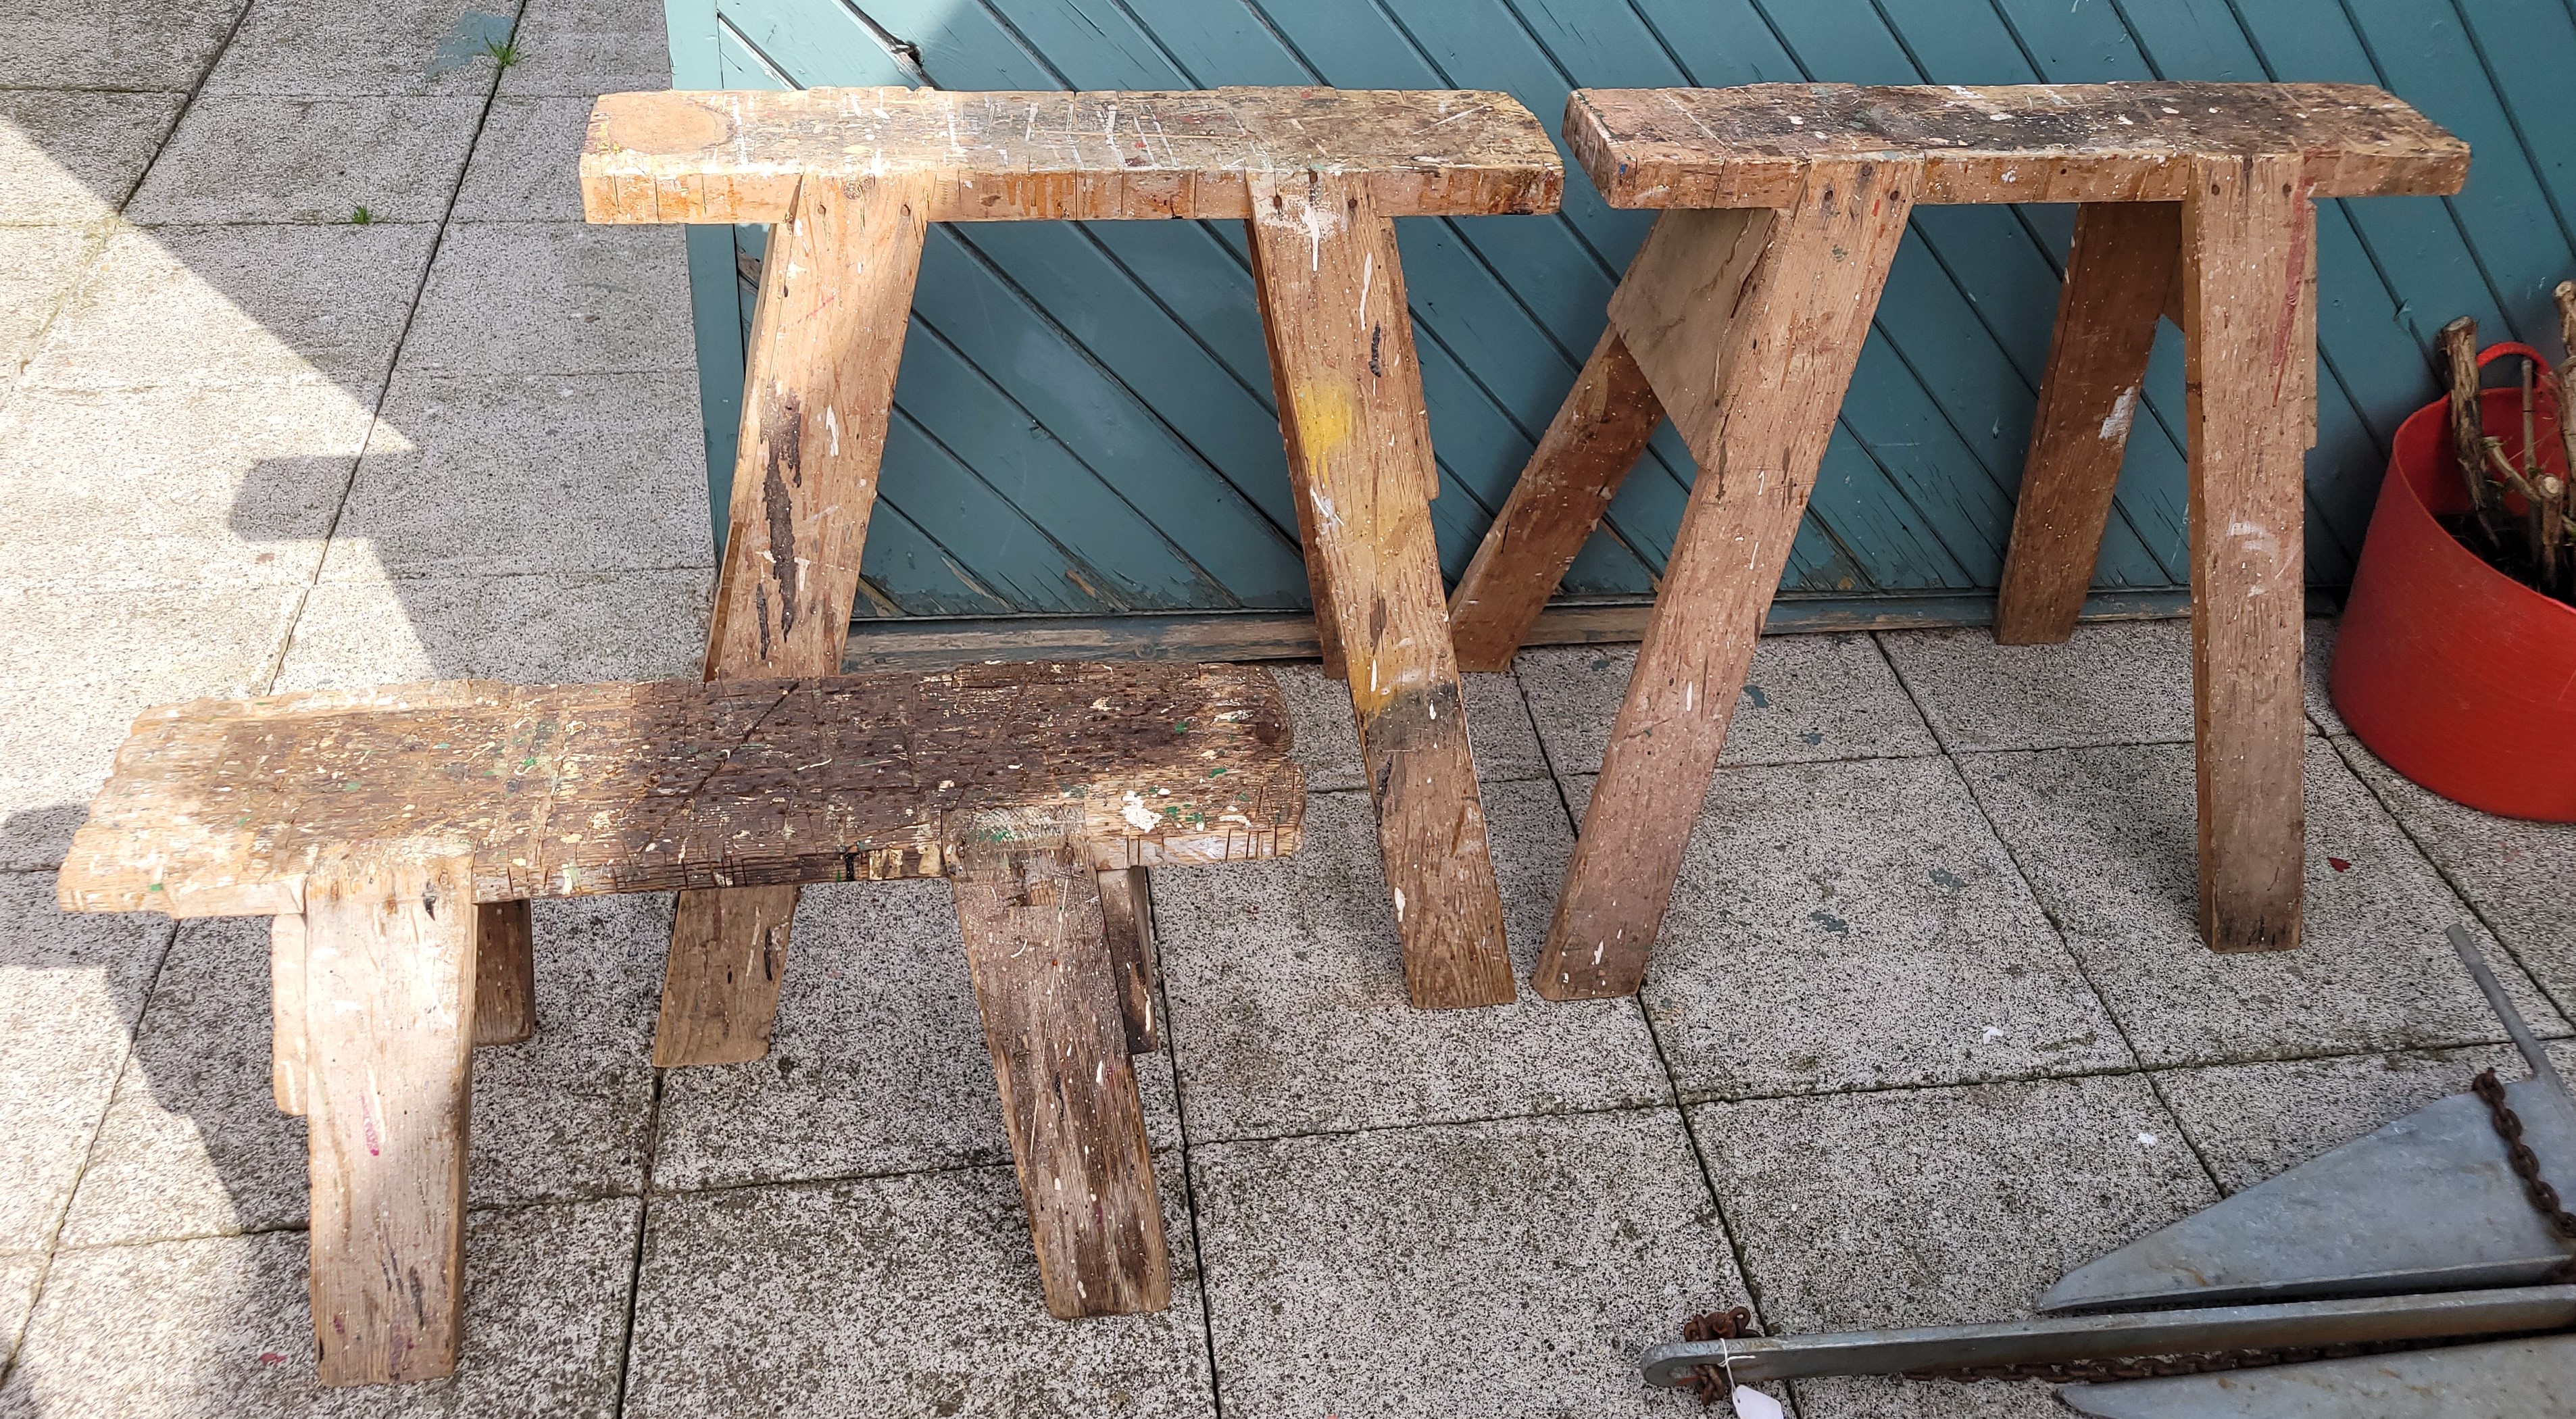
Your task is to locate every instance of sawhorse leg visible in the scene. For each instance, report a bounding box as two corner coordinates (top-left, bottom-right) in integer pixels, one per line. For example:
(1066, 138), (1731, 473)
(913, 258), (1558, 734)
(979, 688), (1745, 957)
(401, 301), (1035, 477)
(1993, 201), (2182, 645)
(2183, 155), (2313, 953)
(951, 826), (1170, 1316)
(294, 841), (480, 1386)
(1535, 160), (1919, 1000)
(655, 172), (931, 1066)
(1247, 171), (1515, 1010)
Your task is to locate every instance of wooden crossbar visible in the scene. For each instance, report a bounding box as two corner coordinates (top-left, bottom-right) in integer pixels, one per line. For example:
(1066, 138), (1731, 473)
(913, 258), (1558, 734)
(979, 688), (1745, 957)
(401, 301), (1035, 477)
(57, 661), (1302, 920)
(580, 86), (1564, 224)
(1570, 82), (2468, 208)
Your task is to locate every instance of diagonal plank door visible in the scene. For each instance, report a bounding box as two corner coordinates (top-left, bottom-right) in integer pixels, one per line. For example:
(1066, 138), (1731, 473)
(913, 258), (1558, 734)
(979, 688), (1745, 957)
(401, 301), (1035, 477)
(1246, 170), (1515, 1011)
(660, 170), (932, 1066)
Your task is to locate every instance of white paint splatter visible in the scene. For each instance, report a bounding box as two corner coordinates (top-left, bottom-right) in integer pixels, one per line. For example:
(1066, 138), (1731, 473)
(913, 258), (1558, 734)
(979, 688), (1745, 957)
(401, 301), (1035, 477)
(2099, 384), (2140, 441)
(1121, 791), (1158, 832)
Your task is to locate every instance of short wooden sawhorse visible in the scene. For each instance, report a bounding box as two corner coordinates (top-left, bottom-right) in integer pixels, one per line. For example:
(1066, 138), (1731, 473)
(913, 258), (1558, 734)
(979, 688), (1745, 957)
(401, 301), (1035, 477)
(580, 86), (1564, 1045)
(1445, 82), (2467, 995)
(55, 662), (1303, 1384)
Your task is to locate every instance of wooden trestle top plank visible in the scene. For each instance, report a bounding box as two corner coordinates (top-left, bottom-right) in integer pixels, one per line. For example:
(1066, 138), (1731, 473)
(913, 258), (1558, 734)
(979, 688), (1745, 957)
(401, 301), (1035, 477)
(580, 86), (1563, 224)
(1568, 82), (2468, 209)
(59, 662), (1303, 920)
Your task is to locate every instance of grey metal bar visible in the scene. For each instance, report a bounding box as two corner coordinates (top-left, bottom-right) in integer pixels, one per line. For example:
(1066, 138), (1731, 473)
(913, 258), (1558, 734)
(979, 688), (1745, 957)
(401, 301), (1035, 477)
(2446, 922), (2575, 1109)
(1637, 1286), (2576, 1388)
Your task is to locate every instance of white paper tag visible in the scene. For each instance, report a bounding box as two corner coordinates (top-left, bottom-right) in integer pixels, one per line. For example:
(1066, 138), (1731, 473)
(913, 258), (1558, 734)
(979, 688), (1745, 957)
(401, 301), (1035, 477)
(1731, 1385), (1786, 1419)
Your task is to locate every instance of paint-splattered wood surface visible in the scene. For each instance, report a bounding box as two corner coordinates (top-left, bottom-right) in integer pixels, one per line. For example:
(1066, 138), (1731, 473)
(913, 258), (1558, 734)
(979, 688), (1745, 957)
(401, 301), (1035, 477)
(583, 86), (1563, 225)
(59, 662), (1302, 920)
(1571, 82), (2467, 209)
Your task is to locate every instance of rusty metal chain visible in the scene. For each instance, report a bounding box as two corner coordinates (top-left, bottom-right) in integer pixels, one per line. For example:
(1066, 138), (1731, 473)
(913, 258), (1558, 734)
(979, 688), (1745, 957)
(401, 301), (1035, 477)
(1902, 1339), (2425, 1385)
(2470, 1067), (2576, 1280)
(1679, 1307), (1756, 1406)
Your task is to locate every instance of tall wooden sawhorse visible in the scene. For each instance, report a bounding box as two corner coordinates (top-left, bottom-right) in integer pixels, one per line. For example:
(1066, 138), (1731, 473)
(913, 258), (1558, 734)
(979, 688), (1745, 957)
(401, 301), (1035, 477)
(581, 87), (1563, 1047)
(1445, 83), (2467, 996)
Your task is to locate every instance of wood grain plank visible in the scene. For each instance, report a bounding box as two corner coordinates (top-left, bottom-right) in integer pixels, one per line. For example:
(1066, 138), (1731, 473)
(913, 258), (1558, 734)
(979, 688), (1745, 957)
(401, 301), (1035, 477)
(301, 841), (478, 1387)
(951, 817), (1169, 1317)
(2185, 152), (2313, 954)
(1995, 201), (2183, 645)
(1447, 326), (1666, 671)
(583, 86), (1563, 224)
(1246, 169), (1514, 1011)
(1568, 82), (2467, 209)
(680, 167), (933, 1066)
(270, 913), (306, 1117)
(1095, 864), (1160, 1055)
(473, 900), (535, 1047)
(1537, 158), (1918, 1001)
(59, 662), (1304, 920)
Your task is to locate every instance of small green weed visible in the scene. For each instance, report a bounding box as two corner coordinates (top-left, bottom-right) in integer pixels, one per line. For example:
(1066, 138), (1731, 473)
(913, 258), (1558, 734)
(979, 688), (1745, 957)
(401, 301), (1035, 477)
(484, 37), (522, 68)
(349, 205), (374, 225)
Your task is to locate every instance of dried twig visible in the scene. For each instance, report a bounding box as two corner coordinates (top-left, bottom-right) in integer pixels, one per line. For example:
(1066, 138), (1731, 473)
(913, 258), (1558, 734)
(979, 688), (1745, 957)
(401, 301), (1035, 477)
(2443, 317), (2506, 547)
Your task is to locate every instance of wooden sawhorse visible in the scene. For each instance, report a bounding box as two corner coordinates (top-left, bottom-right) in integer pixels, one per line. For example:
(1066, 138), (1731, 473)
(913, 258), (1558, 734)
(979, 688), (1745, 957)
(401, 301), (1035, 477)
(581, 87), (1564, 1049)
(57, 662), (1304, 1380)
(1445, 83), (2465, 997)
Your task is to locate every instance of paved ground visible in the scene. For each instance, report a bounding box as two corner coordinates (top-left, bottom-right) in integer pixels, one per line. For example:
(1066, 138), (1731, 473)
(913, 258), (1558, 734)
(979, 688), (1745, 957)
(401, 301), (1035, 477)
(3, 4), (2573, 1416)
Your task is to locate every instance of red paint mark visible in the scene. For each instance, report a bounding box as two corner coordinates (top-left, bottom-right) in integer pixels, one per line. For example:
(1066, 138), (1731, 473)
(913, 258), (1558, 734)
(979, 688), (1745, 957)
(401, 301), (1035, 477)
(361, 1095), (382, 1157)
(2328, 857), (2351, 873)
(258, 1351), (288, 1365)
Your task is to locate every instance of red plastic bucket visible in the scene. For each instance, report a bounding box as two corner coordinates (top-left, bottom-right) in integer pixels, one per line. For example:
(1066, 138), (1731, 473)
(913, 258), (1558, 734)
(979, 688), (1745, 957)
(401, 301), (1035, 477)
(2330, 341), (2576, 821)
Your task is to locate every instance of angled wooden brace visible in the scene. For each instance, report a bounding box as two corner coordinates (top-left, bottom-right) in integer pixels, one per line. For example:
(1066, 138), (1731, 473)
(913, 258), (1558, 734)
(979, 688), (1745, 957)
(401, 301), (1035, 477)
(657, 171), (932, 1066)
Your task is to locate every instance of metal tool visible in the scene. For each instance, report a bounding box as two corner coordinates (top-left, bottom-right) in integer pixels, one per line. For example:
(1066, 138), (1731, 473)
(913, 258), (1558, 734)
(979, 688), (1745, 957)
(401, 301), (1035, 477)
(1644, 925), (2576, 1416)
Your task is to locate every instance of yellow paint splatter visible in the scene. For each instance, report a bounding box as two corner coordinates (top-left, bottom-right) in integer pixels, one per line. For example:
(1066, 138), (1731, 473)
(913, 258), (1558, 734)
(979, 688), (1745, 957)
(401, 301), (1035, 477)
(1291, 381), (1355, 460)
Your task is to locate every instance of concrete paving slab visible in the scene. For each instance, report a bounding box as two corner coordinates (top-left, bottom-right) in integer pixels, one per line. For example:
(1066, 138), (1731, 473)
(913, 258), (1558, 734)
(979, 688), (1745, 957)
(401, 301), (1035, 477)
(0, 1253), (35, 1374)
(499, 0), (674, 97)
(1271, 662), (1546, 791)
(274, 568), (708, 689)
(1879, 618), (2229, 752)
(2304, 618), (2344, 735)
(201, 0), (513, 97)
(1608, 754), (2129, 1101)
(0, 91), (186, 224)
(1153, 781), (1664, 1141)
(1693, 1075), (2216, 1419)
(0, 1199), (639, 1418)
(0, 382), (376, 593)
(25, 222), (435, 391)
(453, 95), (591, 221)
(626, 1161), (1214, 1419)
(402, 222), (694, 375)
(1516, 632), (1937, 777)
(653, 878), (1182, 1191)
(2333, 735), (2576, 1016)
(0, 584), (301, 870)
(53, 917), (305, 1247)
(322, 372), (712, 581)
(1960, 738), (2569, 1068)
(0, 0), (243, 92)
(61, 895), (662, 1247)
(1191, 1110), (1726, 1419)
(0, 874), (172, 1255)
(128, 95), (484, 225)
(0, 227), (103, 380)
(2151, 1044), (2525, 1195)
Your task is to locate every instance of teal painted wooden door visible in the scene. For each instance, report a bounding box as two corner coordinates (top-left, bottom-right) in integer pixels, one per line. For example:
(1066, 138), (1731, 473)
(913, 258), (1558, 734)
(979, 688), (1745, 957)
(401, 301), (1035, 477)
(662, 0), (2576, 621)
